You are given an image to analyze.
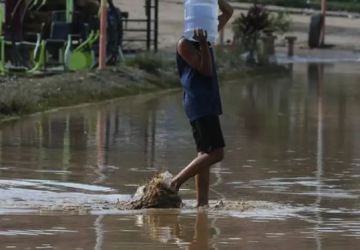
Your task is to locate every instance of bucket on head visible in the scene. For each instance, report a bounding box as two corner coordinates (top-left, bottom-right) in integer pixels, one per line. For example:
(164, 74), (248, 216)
(184, 0), (219, 44)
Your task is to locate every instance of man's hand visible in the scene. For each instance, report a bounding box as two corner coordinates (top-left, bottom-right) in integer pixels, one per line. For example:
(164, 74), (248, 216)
(218, 0), (234, 31)
(177, 30), (213, 77)
(193, 29), (208, 44)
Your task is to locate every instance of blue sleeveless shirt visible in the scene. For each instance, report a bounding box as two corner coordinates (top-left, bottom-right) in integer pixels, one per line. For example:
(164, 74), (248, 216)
(176, 39), (223, 122)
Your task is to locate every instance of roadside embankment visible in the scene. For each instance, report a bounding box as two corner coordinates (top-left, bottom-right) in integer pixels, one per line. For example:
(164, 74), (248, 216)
(0, 53), (178, 123)
(0, 50), (289, 124)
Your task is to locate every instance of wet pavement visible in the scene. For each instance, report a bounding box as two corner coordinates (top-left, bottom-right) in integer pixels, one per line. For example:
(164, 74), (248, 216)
(0, 63), (360, 249)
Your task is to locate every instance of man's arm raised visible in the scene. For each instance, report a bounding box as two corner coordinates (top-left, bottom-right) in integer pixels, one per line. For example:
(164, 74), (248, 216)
(218, 0), (234, 31)
(177, 29), (213, 77)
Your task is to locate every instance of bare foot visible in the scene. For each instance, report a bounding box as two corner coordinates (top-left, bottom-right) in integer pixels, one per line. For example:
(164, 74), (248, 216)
(170, 179), (180, 193)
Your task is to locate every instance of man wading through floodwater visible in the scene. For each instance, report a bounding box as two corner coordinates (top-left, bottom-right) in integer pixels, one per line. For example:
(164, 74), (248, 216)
(171, 0), (233, 207)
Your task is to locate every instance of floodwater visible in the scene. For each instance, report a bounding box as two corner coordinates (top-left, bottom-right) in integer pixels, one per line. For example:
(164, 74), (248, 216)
(1, 63), (360, 249)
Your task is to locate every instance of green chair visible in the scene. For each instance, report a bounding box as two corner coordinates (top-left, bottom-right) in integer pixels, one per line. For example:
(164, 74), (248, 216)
(0, 36), (7, 75)
(27, 34), (46, 74)
(30, 0), (46, 11)
(65, 30), (99, 71)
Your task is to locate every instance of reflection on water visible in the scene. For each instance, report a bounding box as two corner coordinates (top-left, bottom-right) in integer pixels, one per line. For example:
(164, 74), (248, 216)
(0, 63), (360, 249)
(135, 210), (218, 249)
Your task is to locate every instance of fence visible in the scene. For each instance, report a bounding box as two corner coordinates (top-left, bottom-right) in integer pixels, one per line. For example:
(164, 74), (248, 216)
(121, 0), (159, 52)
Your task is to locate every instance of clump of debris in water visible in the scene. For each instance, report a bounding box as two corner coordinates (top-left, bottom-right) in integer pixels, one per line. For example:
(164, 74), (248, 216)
(117, 171), (182, 209)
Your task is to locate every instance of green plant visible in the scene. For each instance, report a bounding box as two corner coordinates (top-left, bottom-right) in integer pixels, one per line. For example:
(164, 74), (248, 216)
(232, 4), (270, 64)
(232, 4), (271, 40)
(232, 4), (291, 64)
(268, 11), (292, 34)
(125, 53), (166, 75)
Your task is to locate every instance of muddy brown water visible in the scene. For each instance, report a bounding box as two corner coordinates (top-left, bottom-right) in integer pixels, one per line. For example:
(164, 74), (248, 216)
(0, 63), (360, 249)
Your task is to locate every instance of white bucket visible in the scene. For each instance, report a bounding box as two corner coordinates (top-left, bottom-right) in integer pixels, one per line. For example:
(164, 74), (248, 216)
(184, 0), (219, 44)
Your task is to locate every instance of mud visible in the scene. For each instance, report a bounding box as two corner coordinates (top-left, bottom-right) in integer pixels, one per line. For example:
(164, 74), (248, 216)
(124, 173), (182, 209)
(35, 199), (284, 216)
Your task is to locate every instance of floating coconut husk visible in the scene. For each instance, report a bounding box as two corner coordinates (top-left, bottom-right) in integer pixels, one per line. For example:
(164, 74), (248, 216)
(123, 172), (182, 210)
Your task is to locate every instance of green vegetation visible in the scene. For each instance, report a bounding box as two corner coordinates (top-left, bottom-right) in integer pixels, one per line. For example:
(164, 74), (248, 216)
(232, 5), (291, 64)
(0, 59), (179, 122)
(237, 0), (360, 13)
(0, 51), (290, 123)
(125, 52), (174, 75)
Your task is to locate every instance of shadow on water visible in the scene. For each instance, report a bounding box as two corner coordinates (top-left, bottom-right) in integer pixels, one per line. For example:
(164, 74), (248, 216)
(0, 63), (360, 249)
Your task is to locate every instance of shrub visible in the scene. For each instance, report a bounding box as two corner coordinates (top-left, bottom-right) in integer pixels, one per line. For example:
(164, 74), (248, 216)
(125, 53), (166, 75)
(232, 4), (291, 64)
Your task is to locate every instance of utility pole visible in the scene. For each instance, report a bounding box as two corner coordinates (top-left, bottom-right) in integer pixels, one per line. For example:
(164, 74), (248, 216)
(320, 0), (327, 46)
(99, 0), (107, 70)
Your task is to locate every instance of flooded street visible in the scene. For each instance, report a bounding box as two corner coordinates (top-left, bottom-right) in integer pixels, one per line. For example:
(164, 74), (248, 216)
(0, 63), (360, 249)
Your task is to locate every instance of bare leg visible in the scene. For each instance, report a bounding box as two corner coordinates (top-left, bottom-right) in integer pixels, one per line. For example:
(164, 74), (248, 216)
(195, 153), (210, 207)
(171, 148), (224, 205)
(189, 211), (209, 250)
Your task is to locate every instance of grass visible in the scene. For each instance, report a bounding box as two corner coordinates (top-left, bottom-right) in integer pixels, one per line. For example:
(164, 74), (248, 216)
(0, 50), (290, 123)
(0, 61), (179, 122)
(124, 52), (174, 75)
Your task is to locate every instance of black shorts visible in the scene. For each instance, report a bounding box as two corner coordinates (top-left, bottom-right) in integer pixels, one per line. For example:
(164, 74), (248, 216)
(190, 115), (225, 153)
